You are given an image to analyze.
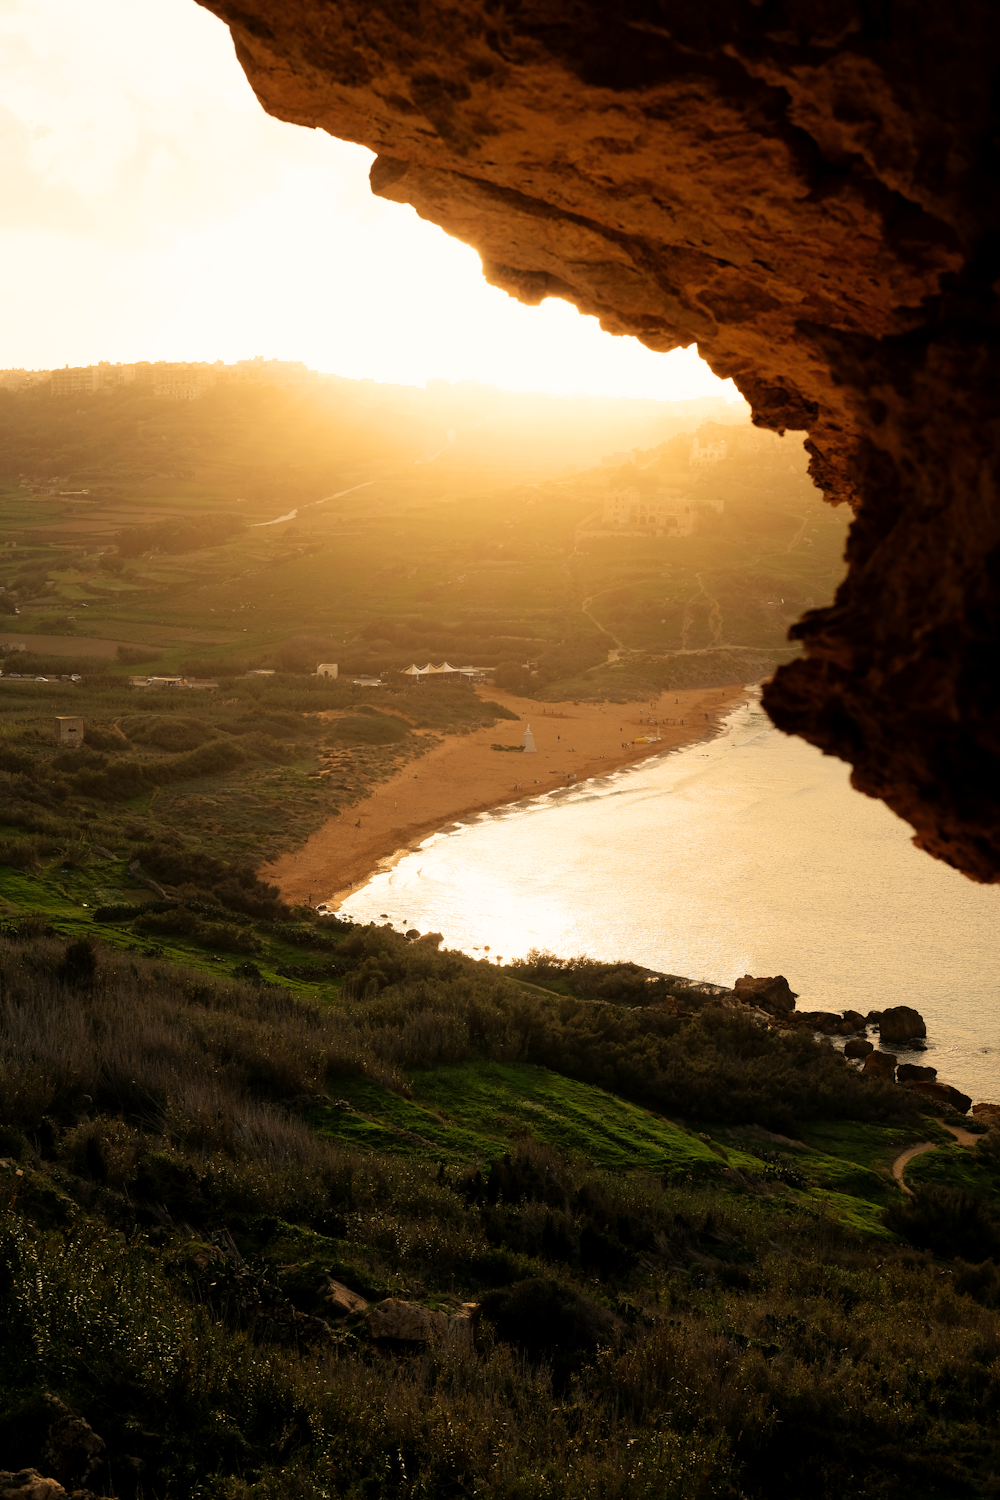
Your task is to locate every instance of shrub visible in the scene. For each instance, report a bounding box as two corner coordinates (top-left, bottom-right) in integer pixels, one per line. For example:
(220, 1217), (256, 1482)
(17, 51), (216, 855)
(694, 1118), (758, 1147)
(70, 758), (149, 801)
(884, 1185), (1000, 1261)
(131, 906), (265, 955)
(325, 715), (409, 746)
(125, 716), (218, 752)
(56, 938), (98, 990)
(139, 844), (291, 921)
(494, 661), (534, 695)
(0, 836), (40, 870)
(480, 1275), (619, 1378)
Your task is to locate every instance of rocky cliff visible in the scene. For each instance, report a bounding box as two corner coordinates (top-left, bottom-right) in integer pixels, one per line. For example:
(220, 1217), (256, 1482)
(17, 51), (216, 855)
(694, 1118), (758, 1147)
(196, 0), (1000, 879)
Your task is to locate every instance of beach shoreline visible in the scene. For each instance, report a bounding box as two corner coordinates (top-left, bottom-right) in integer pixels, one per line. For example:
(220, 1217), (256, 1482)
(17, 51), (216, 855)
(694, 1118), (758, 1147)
(263, 682), (753, 909)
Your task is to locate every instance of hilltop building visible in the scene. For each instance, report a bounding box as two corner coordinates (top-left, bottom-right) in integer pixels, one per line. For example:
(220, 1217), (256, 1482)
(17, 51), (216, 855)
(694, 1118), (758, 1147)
(1, 356), (319, 400)
(690, 434), (728, 465)
(597, 486), (694, 536)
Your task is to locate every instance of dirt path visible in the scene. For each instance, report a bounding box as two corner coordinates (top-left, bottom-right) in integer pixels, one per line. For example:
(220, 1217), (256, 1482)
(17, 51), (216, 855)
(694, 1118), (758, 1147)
(579, 593), (623, 660)
(265, 682), (749, 909)
(681, 574), (723, 649)
(892, 1121), (979, 1195)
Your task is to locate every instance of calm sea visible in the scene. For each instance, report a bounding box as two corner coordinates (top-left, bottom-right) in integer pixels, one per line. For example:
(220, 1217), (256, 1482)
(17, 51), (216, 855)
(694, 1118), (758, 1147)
(340, 697), (1000, 1101)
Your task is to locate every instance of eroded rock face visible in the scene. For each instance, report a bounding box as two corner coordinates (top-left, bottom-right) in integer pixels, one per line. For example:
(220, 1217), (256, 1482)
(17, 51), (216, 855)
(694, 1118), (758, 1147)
(878, 1005), (927, 1043)
(862, 1050), (897, 1079)
(904, 1079), (973, 1114)
(733, 974), (797, 1014)
(196, 0), (1000, 878)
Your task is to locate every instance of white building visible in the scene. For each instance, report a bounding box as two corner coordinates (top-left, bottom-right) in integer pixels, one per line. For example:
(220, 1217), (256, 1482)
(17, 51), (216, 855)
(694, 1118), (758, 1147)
(691, 435), (728, 465)
(600, 486), (693, 535)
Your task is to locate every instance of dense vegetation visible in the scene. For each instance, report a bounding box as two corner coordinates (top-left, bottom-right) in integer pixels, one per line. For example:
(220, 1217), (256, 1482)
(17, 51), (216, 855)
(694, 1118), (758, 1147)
(2, 379), (994, 1497)
(0, 673), (515, 870)
(1, 918), (999, 1500)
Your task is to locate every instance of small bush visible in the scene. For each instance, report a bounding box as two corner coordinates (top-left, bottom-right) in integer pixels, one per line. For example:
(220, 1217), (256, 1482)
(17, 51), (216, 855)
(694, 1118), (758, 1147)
(125, 716), (218, 753)
(884, 1185), (1000, 1261)
(57, 938), (98, 990)
(0, 835), (40, 870)
(325, 715), (409, 747)
(132, 907), (264, 955)
(481, 1275), (618, 1378)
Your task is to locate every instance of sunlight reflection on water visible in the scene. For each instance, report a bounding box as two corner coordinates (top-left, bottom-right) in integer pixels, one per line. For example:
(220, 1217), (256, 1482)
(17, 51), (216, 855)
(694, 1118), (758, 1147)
(340, 697), (1000, 1098)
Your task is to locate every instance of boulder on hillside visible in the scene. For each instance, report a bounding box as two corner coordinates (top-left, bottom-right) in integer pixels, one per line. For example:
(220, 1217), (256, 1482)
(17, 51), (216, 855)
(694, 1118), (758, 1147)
(877, 1005), (927, 1042)
(732, 974), (797, 1015)
(844, 1038), (874, 1059)
(326, 1279), (369, 1318)
(367, 1297), (479, 1349)
(973, 1102), (1000, 1125)
(0, 1472), (69, 1500)
(42, 1405), (104, 1495)
(904, 1080), (972, 1113)
(897, 1063), (938, 1083)
(368, 1298), (448, 1343)
(862, 1051), (897, 1079)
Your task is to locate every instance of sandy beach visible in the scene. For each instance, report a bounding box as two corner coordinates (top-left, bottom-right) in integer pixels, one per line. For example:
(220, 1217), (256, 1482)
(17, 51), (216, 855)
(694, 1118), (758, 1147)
(264, 683), (751, 909)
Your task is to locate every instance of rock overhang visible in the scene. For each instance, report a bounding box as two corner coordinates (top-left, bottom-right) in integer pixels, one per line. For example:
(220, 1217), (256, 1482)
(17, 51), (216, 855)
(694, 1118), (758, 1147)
(196, 0), (1000, 880)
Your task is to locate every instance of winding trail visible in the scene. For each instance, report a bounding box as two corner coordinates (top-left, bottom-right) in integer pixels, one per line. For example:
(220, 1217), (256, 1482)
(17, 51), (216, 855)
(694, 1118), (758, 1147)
(580, 593), (624, 663)
(682, 573), (723, 649)
(892, 1122), (980, 1196)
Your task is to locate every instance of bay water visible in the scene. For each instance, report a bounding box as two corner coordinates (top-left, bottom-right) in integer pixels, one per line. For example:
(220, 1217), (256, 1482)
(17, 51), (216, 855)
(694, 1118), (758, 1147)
(340, 697), (1000, 1100)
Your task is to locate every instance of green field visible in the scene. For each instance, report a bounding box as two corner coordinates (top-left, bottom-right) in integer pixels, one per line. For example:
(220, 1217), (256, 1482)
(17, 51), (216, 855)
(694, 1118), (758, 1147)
(4, 379), (1000, 1500)
(0, 381), (848, 700)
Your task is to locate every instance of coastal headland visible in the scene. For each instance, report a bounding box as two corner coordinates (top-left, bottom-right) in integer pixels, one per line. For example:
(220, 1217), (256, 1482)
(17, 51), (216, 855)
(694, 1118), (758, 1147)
(264, 682), (749, 908)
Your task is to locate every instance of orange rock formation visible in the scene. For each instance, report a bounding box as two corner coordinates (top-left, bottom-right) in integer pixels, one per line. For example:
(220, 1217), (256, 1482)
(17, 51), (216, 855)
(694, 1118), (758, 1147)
(197, 0), (1000, 879)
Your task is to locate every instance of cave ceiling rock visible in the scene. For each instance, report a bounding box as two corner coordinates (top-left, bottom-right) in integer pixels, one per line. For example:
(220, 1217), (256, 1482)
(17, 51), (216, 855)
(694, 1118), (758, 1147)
(197, 0), (1000, 881)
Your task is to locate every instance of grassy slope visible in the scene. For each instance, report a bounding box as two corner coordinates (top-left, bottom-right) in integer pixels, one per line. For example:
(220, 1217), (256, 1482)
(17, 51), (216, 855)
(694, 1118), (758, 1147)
(2, 923), (999, 1499)
(312, 1061), (939, 1243)
(0, 384), (848, 696)
(4, 385), (999, 1498)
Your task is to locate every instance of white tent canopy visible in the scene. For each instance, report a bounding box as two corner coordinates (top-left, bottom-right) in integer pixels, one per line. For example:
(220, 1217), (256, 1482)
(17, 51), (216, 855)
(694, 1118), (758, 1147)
(400, 663), (492, 680)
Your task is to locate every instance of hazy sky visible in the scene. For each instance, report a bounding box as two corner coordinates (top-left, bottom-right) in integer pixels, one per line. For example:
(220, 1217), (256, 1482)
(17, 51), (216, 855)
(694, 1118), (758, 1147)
(0, 0), (740, 402)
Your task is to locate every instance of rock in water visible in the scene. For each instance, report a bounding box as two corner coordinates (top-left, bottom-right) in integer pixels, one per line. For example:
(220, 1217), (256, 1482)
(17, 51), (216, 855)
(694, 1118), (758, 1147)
(904, 1080), (973, 1114)
(732, 975), (798, 1015)
(862, 1051), (897, 1080)
(897, 1063), (938, 1083)
(844, 1038), (874, 1060)
(877, 1006), (927, 1043)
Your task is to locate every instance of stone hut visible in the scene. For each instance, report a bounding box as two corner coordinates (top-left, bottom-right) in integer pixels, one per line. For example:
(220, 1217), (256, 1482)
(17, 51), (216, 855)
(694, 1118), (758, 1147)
(54, 716), (83, 748)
